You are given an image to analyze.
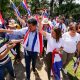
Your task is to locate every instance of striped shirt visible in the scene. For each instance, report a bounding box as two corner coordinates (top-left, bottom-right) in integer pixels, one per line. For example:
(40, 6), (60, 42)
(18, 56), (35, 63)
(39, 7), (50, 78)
(0, 44), (10, 66)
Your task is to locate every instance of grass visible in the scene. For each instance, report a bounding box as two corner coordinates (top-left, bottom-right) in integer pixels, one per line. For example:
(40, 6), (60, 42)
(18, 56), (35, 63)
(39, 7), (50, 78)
(66, 57), (80, 80)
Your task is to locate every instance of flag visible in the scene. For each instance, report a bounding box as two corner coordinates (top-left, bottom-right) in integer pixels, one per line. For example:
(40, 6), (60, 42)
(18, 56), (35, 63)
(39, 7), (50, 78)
(21, 0), (31, 16)
(0, 12), (4, 25)
(34, 15), (39, 22)
(39, 32), (43, 54)
(73, 57), (80, 73)
(23, 30), (43, 54)
(10, 0), (21, 17)
(52, 49), (63, 80)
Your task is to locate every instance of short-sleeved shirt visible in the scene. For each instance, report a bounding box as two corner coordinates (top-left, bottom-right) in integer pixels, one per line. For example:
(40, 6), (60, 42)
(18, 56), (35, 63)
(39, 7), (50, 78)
(6, 33), (22, 40)
(62, 32), (80, 53)
(13, 27), (40, 52)
(46, 33), (63, 54)
(0, 44), (10, 66)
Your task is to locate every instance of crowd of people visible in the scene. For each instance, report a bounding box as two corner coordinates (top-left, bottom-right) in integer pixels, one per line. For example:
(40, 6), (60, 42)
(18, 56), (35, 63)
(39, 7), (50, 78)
(0, 11), (80, 80)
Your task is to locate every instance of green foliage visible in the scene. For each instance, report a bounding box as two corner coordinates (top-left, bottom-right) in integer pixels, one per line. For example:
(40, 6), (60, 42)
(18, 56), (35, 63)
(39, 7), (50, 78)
(0, 0), (27, 18)
(0, 0), (10, 17)
(0, 0), (49, 18)
(29, 0), (49, 14)
(66, 57), (80, 79)
(0, 0), (80, 20)
(54, 3), (80, 20)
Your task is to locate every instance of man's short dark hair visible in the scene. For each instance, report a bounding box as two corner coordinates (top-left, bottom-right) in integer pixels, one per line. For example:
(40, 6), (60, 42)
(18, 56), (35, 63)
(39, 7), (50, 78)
(28, 18), (37, 26)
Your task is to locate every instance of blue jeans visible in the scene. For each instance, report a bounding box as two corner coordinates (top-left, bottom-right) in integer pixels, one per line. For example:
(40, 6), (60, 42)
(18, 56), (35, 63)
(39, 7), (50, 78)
(24, 50), (38, 80)
(0, 59), (15, 80)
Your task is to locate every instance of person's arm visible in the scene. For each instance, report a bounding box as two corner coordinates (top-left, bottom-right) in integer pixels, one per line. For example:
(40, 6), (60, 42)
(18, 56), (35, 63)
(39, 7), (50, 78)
(10, 39), (23, 44)
(38, 17), (47, 37)
(0, 44), (16, 59)
(0, 28), (13, 33)
(15, 12), (26, 26)
(59, 47), (63, 52)
(0, 49), (9, 59)
(0, 27), (28, 37)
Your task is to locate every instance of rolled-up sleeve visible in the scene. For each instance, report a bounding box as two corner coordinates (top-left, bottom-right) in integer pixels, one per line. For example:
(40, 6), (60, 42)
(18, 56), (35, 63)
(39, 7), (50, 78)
(13, 27), (28, 36)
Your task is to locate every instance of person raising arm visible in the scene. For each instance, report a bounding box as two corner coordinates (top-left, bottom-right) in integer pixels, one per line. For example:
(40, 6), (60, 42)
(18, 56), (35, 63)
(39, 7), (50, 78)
(14, 12), (26, 27)
(38, 17), (63, 80)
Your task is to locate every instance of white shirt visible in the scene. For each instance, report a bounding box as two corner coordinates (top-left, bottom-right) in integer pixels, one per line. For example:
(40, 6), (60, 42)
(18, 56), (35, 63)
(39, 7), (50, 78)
(13, 27), (40, 52)
(25, 31), (39, 52)
(46, 33), (63, 54)
(62, 32), (80, 53)
(13, 27), (28, 36)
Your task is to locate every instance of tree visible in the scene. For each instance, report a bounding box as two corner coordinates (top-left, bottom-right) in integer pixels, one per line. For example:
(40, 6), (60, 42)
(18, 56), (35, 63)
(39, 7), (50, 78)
(0, 0), (10, 17)
(59, 0), (64, 5)
(50, 0), (54, 17)
(29, 0), (49, 14)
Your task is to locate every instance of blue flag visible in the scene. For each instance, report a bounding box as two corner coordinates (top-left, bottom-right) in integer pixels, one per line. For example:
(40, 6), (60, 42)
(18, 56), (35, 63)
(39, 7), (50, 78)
(10, 0), (21, 17)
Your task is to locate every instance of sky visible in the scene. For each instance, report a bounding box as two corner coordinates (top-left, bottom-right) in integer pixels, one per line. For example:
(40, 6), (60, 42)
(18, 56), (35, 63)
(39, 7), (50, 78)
(75, 0), (80, 4)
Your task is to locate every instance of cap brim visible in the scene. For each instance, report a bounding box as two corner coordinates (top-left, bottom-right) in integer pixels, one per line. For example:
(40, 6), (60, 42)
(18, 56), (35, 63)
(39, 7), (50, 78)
(42, 21), (49, 24)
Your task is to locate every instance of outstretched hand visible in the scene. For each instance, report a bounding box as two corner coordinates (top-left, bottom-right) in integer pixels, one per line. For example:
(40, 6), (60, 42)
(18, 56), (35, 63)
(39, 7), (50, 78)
(10, 39), (23, 44)
(6, 43), (16, 50)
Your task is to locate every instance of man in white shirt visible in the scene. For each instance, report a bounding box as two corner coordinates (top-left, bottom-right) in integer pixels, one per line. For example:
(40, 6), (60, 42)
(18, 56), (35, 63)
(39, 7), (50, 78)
(0, 18), (41, 80)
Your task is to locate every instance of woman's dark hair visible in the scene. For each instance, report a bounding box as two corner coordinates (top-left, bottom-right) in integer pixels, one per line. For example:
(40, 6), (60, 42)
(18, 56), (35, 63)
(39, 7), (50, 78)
(28, 18), (37, 26)
(53, 27), (62, 42)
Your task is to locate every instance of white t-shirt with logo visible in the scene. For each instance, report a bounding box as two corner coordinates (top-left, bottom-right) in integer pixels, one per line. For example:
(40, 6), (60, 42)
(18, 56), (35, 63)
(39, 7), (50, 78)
(46, 33), (63, 54)
(62, 32), (80, 53)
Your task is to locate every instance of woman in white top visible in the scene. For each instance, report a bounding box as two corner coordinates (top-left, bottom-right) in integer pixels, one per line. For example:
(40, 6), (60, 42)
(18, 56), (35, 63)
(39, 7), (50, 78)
(62, 22), (80, 69)
(38, 18), (63, 80)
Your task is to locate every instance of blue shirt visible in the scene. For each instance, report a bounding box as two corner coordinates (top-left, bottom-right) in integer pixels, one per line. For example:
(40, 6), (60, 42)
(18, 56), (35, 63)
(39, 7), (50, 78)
(6, 33), (22, 40)
(13, 27), (40, 52)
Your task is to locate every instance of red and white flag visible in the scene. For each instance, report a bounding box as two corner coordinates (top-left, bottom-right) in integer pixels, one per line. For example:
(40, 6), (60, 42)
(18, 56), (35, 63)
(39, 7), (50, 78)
(0, 12), (4, 25)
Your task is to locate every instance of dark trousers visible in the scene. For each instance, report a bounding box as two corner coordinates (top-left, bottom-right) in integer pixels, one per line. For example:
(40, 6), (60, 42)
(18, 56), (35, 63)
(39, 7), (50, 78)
(45, 52), (52, 80)
(42, 40), (47, 57)
(0, 60), (15, 80)
(24, 51), (38, 80)
(13, 43), (21, 60)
